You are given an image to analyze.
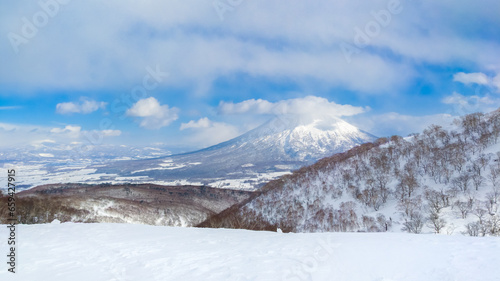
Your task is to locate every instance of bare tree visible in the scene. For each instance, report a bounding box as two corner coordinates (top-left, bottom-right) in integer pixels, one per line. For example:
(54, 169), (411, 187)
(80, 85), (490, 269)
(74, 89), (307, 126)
(455, 201), (471, 219)
(464, 222), (480, 237)
(486, 215), (500, 236)
(427, 211), (446, 234)
(451, 173), (471, 193)
(376, 213), (392, 232)
(338, 201), (359, 232)
(375, 173), (390, 203)
(424, 189), (447, 214)
(485, 193), (499, 215)
(473, 206), (488, 225)
(488, 165), (500, 189)
(474, 154), (489, 174)
(471, 173), (484, 191)
(396, 164), (420, 200)
(449, 143), (467, 172)
(362, 215), (379, 232)
(398, 196), (422, 218)
(490, 110), (500, 143)
(402, 212), (425, 234)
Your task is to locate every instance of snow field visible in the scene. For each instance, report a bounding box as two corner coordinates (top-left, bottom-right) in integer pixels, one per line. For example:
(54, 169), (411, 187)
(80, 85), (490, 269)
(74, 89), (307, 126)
(1, 223), (499, 281)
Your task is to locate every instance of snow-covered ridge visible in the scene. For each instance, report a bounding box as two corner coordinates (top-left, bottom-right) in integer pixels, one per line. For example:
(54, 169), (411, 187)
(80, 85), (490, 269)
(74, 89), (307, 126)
(2, 183), (253, 227)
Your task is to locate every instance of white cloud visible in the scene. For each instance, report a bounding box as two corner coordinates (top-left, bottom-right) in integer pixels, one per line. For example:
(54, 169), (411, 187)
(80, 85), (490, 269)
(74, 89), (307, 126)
(56, 98), (107, 115)
(0, 106), (22, 110)
(126, 97), (179, 129)
(38, 153), (54, 158)
(442, 92), (492, 106)
(180, 117), (240, 147)
(49, 125), (122, 139)
(453, 72), (489, 85)
(493, 74), (500, 91)
(50, 125), (82, 138)
(182, 96), (367, 147)
(442, 92), (499, 115)
(33, 139), (56, 145)
(0, 123), (41, 147)
(218, 96), (367, 118)
(0, 123), (121, 148)
(347, 113), (455, 138)
(3, 1), (498, 95)
(99, 130), (122, 137)
(217, 99), (274, 115)
(452, 72), (500, 93)
(180, 117), (212, 130)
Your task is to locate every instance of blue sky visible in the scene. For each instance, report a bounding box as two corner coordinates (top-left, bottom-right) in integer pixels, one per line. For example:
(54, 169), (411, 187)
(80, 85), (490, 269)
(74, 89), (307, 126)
(1, 0), (500, 152)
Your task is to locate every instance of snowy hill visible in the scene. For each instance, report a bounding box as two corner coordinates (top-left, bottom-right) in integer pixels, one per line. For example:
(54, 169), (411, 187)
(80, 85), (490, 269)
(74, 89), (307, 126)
(203, 110), (500, 236)
(1, 183), (253, 227)
(0, 143), (172, 190)
(97, 115), (376, 189)
(1, 223), (499, 281)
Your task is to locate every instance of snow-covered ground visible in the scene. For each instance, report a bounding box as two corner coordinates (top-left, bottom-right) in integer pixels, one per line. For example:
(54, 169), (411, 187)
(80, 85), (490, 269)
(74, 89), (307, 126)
(1, 223), (499, 281)
(0, 162), (280, 191)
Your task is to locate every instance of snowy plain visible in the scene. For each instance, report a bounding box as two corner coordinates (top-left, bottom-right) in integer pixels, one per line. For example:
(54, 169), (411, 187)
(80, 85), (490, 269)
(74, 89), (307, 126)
(1, 223), (499, 281)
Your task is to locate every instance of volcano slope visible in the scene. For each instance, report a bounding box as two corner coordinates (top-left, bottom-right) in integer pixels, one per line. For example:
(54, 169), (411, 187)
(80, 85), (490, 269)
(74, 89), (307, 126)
(96, 115), (376, 188)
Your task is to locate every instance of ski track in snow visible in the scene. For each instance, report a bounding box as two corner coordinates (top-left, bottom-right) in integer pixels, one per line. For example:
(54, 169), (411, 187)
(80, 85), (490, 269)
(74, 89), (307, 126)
(1, 223), (499, 281)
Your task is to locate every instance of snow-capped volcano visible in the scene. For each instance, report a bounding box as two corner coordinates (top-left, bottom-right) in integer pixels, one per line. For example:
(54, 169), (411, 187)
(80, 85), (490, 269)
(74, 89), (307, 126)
(235, 114), (376, 162)
(97, 115), (376, 188)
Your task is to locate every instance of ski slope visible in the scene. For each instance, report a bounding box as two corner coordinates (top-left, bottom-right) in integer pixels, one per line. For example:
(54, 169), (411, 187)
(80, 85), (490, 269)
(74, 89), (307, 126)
(1, 223), (499, 281)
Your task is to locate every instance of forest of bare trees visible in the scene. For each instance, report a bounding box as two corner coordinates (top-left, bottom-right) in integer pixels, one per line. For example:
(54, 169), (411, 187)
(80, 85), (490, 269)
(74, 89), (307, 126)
(201, 109), (500, 236)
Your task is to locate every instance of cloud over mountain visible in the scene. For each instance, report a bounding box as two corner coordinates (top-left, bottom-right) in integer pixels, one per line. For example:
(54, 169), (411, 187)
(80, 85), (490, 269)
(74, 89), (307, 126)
(56, 98), (107, 115)
(218, 96), (368, 118)
(126, 97), (179, 129)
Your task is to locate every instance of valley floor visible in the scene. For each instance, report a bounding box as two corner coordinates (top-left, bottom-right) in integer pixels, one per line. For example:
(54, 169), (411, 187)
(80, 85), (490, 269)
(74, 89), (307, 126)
(1, 223), (499, 281)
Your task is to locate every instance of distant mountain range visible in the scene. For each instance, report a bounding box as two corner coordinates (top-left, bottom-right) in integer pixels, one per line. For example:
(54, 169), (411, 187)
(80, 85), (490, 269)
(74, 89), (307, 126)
(96, 115), (377, 188)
